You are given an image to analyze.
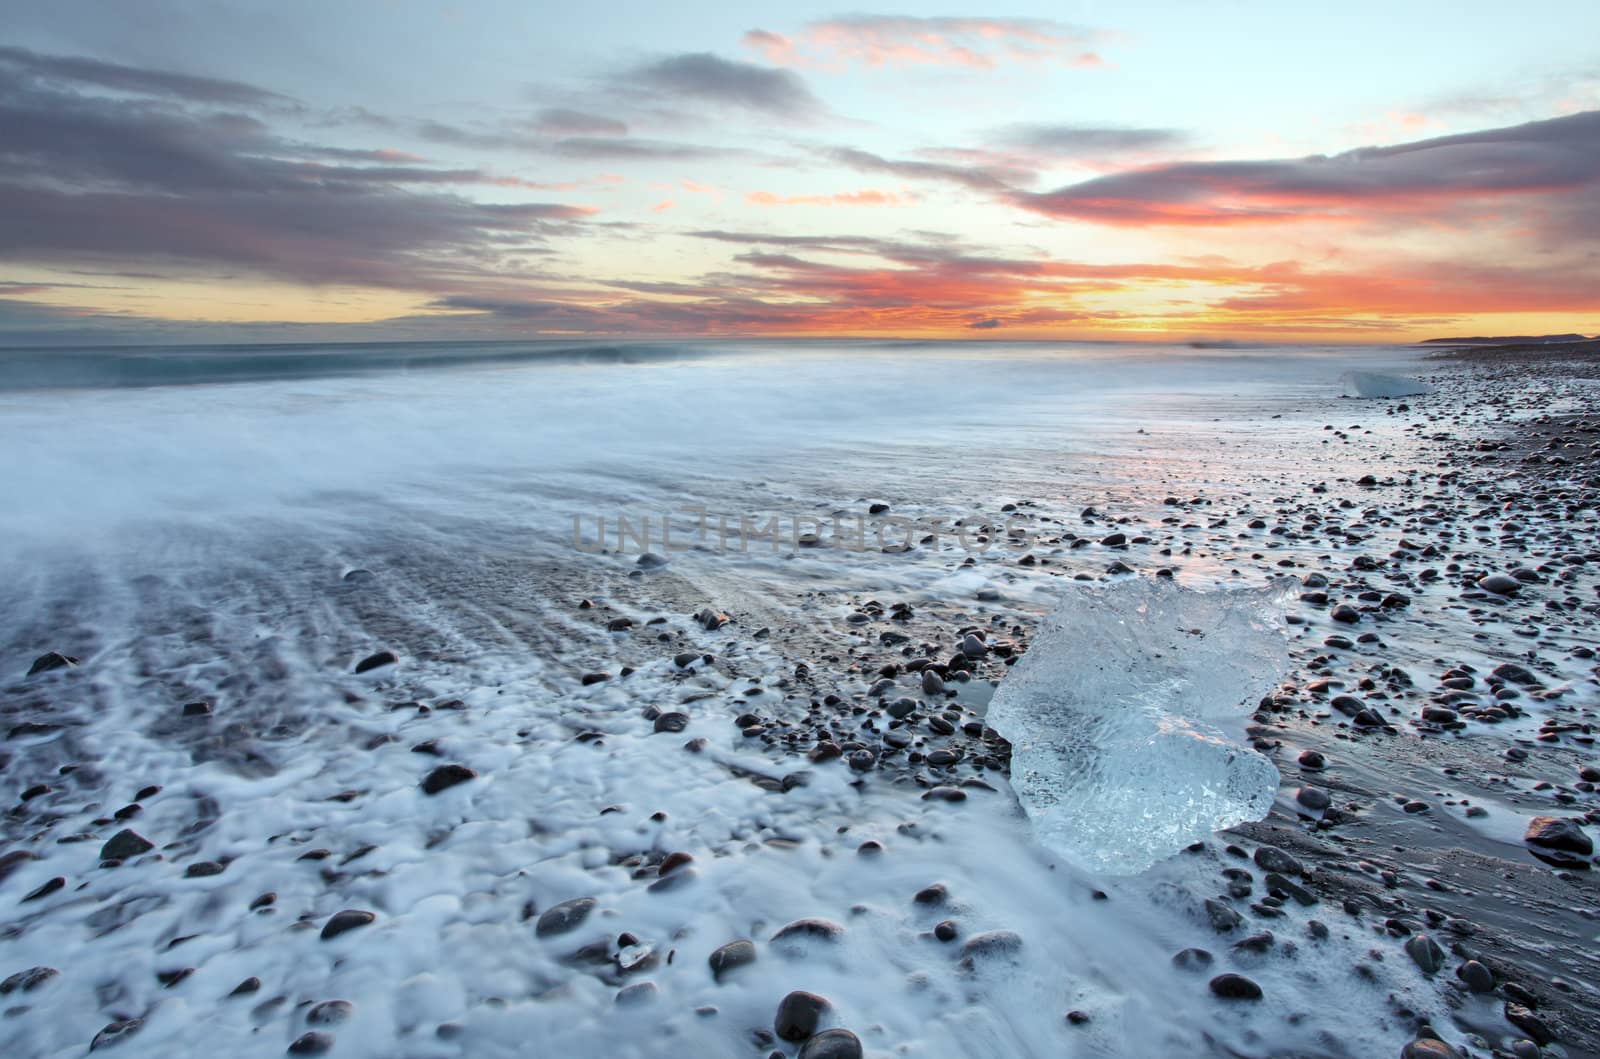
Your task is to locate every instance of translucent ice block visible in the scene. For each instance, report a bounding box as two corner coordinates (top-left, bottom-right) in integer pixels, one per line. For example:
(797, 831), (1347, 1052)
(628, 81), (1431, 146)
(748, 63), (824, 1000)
(986, 578), (1293, 874)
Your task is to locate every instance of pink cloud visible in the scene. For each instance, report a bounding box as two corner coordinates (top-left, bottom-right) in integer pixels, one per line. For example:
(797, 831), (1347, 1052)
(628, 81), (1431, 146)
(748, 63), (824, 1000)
(741, 17), (1107, 72)
(746, 188), (916, 207)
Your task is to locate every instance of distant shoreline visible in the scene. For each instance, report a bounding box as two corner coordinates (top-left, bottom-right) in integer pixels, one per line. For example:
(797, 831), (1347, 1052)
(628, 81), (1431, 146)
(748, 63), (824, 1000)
(1425, 336), (1600, 361)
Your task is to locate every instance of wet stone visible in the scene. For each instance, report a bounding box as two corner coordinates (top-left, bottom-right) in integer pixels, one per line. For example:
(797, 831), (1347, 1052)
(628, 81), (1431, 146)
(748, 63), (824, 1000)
(708, 939), (756, 982)
(958, 929), (1023, 967)
(320, 909), (375, 940)
(798, 1029), (863, 1059)
(1456, 959), (1494, 993)
(22, 877), (64, 901)
(1524, 815), (1592, 855)
(921, 786), (966, 802)
(772, 918), (845, 947)
(1504, 1003), (1555, 1045)
(420, 764), (476, 795)
(536, 897), (597, 938)
(1478, 573), (1522, 595)
(307, 1000), (352, 1025)
(287, 1032), (334, 1055)
(1404, 933), (1445, 974)
(90, 1019), (143, 1050)
(0, 967), (58, 994)
(615, 981), (658, 1006)
(1204, 898), (1242, 933)
(775, 990), (831, 1041)
(1208, 973), (1262, 1000)
(27, 652), (77, 676)
(100, 829), (154, 862)
(1295, 787), (1331, 812)
(353, 650), (397, 674)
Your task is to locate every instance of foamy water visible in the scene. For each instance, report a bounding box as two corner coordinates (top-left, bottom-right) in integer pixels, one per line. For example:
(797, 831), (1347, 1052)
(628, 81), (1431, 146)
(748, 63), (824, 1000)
(0, 340), (1460, 1059)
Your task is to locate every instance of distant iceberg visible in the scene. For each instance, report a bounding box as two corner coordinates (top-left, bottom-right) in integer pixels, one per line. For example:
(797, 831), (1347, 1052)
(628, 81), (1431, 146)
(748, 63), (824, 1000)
(985, 578), (1292, 875)
(1339, 370), (1431, 398)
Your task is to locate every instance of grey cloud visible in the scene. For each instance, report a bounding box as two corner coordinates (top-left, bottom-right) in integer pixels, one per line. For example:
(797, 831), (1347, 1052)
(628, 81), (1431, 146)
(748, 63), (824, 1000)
(0, 50), (597, 290)
(823, 146), (1013, 193)
(0, 45), (291, 106)
(531, 107), (629, 136)
(620, 52), (821, 118)
(991, 123), (1185, 156)
(1013, 109), (1600, 226)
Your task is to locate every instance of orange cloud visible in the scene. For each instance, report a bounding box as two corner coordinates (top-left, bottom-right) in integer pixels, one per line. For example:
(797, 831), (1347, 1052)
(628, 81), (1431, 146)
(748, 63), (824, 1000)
(551, 232), (1600, 340)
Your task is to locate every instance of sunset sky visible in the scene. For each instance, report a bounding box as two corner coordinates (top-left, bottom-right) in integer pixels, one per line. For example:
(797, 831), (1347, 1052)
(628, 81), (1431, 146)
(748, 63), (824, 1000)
(2, 0), (1597, 345)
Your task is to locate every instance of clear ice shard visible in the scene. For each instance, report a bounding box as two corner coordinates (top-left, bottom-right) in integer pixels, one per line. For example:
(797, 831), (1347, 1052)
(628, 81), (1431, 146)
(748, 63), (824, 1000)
(1339, 370), (1431, 398)
(985, 577), (1293, 875)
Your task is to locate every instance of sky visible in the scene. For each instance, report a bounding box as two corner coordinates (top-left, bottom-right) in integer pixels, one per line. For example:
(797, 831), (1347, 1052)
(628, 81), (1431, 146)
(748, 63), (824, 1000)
(1, 0), (1598, 345)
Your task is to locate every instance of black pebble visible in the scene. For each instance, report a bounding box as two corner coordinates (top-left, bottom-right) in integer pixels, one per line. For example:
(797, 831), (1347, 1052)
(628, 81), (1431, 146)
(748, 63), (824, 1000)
(100, 829), (154, 862)
(320, 909), (375, 940)
(420, 764), (477, 795)
(1209, 973), (1262, 1000)
(287, 1031), (334, 1055)
(354, 650), (397, 674)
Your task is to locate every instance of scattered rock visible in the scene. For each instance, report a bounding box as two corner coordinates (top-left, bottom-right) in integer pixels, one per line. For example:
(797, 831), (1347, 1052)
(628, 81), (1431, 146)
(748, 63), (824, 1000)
(772, 919), (845, 948)
(1404, 933), (1445, 974)
(420, 764), (476, 795)
(90, 1019), (143, 1050)
(1208, 973), (1262, 1000)
(1204, 898), (1242, 933)
(1524, 816), (1592, 856)
(958, 929), (1023, 968)
(653, 712), (690, 733)
(287, 1031), (334, 1055)
(0, 966), (58, 994)
(27, 652), (77, 676)
(797, 1028), (863, 1059)
(1456, 960), (1494, 993)
(1252, 847), (1301, 875)
(775, 990), (831, 1041)
(307, 1000), (353, 1025)
(708, 939), (756, 982)
(320, 909), (375, 940)
(615, 981), (658, 1006)
(536, 897), (597, 938)
(1478, 573), (1522, 595)
(100, 829), (154, 862)
(353, 650), (397, 674)
(1295, 786), (1331, 812)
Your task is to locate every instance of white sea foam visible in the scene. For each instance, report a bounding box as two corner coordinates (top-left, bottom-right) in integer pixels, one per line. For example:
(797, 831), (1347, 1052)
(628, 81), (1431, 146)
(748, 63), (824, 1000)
(0, 341), (1471, 1058)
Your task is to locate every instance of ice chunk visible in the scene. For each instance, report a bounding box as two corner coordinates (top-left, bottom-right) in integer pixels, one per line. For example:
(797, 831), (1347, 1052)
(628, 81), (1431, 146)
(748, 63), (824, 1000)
(1339, 370), (1431, 398)
(985, 578), (1292, 874)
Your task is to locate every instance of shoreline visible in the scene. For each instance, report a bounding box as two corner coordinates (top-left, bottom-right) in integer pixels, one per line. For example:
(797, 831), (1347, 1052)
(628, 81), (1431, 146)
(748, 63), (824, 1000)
(1, 349), (1595, 1059)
